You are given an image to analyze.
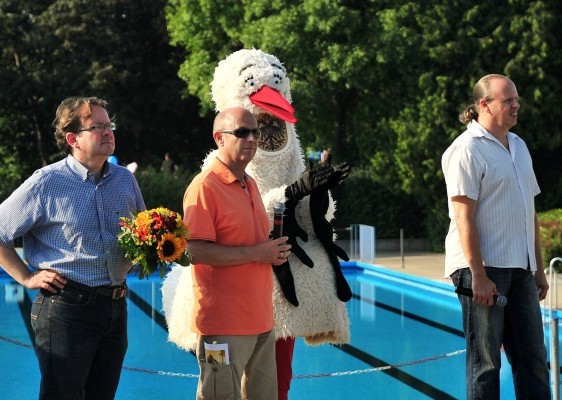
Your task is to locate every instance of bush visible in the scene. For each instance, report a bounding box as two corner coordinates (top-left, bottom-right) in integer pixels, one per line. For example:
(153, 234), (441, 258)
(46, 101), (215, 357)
(134, 164), (430, 242)
(0, 146), (25, 203)
(539, 209), (562, 272)
(330, 166), (427, 239)
(134, 166), (196, 214)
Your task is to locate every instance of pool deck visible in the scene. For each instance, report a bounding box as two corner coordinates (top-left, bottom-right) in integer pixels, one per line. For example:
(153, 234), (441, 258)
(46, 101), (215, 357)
(375, 251), (562, 310)
(374, 251), (448, 283)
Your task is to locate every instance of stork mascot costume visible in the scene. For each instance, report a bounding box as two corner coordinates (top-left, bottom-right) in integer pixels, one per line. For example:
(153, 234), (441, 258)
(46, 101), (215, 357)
(162, 49), (352, 399)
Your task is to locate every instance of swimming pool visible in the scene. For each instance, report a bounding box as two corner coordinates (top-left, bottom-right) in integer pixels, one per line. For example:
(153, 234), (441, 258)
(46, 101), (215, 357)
(1, 262), (559, 399)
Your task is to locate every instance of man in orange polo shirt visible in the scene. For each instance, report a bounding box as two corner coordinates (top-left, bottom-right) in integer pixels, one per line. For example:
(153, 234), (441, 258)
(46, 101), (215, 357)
(183, 107), (291, 400)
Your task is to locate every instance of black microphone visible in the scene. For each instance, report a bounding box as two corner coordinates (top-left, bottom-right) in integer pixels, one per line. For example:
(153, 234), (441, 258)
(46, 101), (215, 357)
(455, 286), (507, 307)
(272, 202), (285, 239)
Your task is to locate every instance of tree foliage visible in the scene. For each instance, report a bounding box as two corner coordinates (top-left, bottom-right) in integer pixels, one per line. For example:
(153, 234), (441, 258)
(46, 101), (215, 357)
(167, 0), (562, 248)
(1, 0), (561, 249)
(0, 0), (214, 187)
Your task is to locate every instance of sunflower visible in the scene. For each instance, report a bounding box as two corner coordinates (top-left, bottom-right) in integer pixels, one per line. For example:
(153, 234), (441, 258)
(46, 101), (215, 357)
(157, 233), (187, 262)
(118, 207), (190, 279)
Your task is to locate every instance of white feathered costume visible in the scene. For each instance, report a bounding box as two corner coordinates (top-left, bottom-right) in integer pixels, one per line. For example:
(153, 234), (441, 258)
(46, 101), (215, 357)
(161, 49), (350, 350)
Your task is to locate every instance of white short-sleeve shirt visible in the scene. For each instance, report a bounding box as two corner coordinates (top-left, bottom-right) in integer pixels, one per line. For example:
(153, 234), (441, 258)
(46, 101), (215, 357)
(442, 120), (540, 277)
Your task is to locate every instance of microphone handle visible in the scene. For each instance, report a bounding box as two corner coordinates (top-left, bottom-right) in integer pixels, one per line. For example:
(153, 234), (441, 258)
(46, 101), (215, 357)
(273, 213), (283, 239)
(272, 201), (285, 239)
(455, 286), (507, 307)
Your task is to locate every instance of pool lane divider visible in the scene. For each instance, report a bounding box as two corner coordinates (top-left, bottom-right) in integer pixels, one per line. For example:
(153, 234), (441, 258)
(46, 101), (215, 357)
(331, 343), (459, 400)
(127, 285), (461, 398)
(8, 276), (562, 386)
(352, 292), (464, 338)
(127, 288), (169, 333)
(127, 283), (461, 398)
(126, 285), (458, 397)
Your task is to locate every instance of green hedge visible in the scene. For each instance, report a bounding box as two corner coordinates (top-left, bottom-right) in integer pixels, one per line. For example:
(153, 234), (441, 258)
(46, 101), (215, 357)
(0, 146), (24, 204)
(538, 208), (562, 272)
(135, 164), (428, 241)
(330, 166), (427, 239)
(132, 165), (562, 268)
(134, 166), (196, 214)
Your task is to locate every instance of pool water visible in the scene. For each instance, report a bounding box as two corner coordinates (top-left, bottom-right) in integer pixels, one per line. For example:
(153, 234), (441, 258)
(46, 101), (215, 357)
(1, 262), (559, 399)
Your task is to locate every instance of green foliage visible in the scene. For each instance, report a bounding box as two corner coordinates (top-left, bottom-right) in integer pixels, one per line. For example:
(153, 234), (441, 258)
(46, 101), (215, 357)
(0, 0), (214, 177)
(0, 144), (24, 202)
(164, 0), (562, 249)
(134, 166), (196, 215)
(2, 0), (562, 251)
(538, 209), (562, 273)
(331, 166), (426, 239)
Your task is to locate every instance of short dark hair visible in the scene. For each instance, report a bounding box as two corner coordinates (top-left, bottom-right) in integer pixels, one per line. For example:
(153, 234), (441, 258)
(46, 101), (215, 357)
(52, 96), (108, 154)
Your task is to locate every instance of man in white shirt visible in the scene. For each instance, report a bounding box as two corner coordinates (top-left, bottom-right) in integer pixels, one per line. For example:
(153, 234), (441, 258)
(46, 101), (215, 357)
(442, 74), (550, 399)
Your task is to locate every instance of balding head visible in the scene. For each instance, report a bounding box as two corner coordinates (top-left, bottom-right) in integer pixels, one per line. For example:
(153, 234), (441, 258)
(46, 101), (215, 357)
(213, 107), (259, 176)
(213, 107), (256, 133)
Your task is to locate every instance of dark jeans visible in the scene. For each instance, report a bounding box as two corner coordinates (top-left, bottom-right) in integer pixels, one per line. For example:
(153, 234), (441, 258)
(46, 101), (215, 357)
(31, 287), (128, 400)
(452, 267), (551, 400)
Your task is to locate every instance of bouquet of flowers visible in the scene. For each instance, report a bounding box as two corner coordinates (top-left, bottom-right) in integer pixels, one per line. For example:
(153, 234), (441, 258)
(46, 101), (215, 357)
(117, 207), (190, 279)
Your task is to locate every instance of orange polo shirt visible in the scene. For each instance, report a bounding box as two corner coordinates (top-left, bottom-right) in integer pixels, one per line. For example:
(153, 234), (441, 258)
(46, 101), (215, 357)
(183, 157), (273, 335)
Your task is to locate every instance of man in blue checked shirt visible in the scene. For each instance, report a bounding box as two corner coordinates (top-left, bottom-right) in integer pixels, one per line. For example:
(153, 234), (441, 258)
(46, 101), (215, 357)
(0, 96), (145, 400)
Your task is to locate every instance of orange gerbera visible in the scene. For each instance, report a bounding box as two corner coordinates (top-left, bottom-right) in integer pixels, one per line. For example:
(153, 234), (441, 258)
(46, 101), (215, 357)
(134, 211), (153, 229)
(118, 207), (190, 279)
(157, 233), (186, 262)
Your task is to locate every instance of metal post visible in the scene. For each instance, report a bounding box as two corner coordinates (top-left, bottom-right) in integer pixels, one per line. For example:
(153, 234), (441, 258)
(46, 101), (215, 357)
(400, 228), (404, 269)
(349, 225), (357, 260)
(552, 318), (560, 400)
(549, 257), (562, 400)
(550, 259), (558, 318)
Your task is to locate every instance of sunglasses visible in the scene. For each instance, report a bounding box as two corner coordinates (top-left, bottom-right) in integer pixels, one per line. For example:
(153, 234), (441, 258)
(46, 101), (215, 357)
(219, 127), (261, 139)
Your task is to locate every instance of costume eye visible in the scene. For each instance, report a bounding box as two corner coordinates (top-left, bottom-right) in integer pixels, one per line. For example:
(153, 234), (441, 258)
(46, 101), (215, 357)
(244, 74), (256, 87)
(272, 73), (283, 86)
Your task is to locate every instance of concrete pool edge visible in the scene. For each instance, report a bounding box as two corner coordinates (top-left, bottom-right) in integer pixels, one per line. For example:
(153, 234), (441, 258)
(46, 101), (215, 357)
(342, 260), (562, 318)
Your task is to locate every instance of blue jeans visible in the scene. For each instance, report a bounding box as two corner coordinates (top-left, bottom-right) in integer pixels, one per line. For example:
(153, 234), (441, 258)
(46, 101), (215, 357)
(31, 288), (128, 400)
(452, 267), (551, 400)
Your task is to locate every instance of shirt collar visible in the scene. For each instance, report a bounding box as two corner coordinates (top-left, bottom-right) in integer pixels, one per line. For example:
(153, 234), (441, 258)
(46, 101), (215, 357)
(102, 161), (113, 179)
(211, 156), (246, 185)
(467, 120), (491, 138)
(66, 154), (112, 182)
(467, 120), (516, 142)
(66, 154), (89, 181)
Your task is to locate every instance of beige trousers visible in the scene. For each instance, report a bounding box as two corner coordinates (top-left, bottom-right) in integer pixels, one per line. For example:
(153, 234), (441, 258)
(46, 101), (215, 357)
(195, 331), (278, 400)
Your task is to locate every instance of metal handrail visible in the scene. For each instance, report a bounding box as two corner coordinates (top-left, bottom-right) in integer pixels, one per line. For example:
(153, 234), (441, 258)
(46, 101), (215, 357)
(549, 257), (562, 318)
(548, 257), (562, 400)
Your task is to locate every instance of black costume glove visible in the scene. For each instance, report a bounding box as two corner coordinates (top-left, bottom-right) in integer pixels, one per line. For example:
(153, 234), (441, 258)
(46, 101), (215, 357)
(274, 163), (352, 307)
(271, 198), (314, 307)
(273, 260), (299, 307)
(327, 162), (350, 189)
(282, 198), (314, 268)
(285, 164), (334, 203)
(310, 190), (352, 302)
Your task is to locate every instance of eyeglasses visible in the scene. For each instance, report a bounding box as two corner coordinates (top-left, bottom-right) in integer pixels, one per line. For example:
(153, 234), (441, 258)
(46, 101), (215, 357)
(77, 123), (116, 133)
(219, 127), (261, 139)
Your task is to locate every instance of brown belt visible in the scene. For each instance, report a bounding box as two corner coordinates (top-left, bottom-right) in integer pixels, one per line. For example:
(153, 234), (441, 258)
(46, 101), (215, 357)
(63, 279), (127, 300)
